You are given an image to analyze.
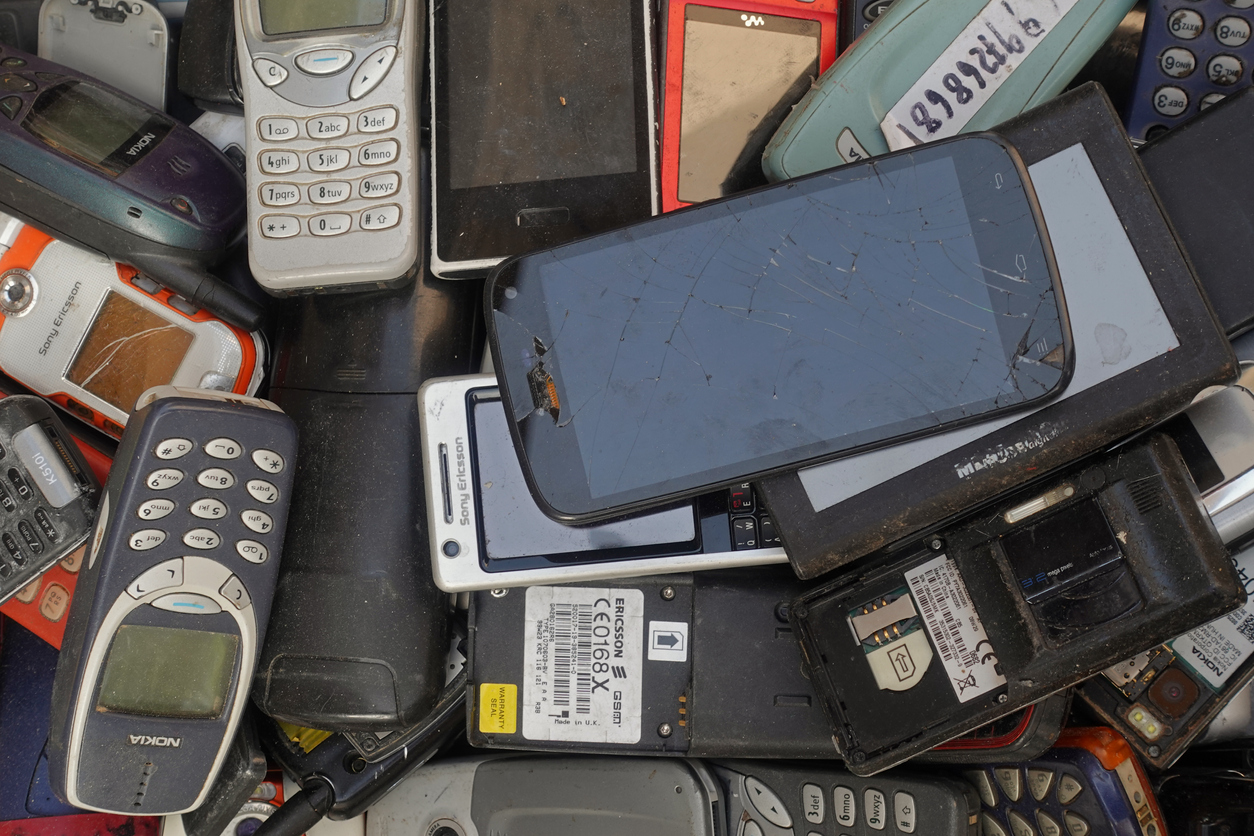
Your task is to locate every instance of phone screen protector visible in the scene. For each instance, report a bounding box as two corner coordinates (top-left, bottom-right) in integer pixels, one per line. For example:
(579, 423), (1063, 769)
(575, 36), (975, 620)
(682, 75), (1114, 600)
(490, 136), (1070, 520)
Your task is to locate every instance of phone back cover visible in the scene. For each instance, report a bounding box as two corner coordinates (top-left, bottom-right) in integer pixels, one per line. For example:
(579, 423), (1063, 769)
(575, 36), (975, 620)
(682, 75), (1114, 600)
(758, 83), (1236, 580)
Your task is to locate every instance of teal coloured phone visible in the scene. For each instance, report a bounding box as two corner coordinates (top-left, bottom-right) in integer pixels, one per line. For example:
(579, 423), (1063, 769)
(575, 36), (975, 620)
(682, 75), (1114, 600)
(762, 0), (1137, 179)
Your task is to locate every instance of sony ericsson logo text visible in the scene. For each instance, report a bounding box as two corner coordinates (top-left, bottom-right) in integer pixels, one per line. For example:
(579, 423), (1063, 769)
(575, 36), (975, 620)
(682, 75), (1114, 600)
(38, 281), (82, 356)
(125, 133), (157, 157)
(126, 734), (182, 748)
(454, 436), (470, 526)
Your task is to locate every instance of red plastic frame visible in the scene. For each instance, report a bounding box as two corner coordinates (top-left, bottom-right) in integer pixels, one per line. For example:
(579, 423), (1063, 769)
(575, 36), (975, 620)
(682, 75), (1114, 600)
(660, 0), (839, 213)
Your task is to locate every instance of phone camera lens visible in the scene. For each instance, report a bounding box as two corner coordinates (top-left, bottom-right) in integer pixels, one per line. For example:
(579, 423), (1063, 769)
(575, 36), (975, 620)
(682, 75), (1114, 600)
(0, 270), (35, 315)
(442, 540), (460, 557)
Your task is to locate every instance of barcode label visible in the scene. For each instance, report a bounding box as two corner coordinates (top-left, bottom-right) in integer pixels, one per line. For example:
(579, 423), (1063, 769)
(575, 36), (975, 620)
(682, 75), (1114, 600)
(904, 555), (1006, 703)
(880, 0), (1082, 151)
(523, 587), (643, 743)
(1171, 546), (1254, 690)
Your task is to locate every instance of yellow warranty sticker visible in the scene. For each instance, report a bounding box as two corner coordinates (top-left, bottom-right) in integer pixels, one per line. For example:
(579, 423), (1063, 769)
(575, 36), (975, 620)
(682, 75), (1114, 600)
(478, 683), (517, 734)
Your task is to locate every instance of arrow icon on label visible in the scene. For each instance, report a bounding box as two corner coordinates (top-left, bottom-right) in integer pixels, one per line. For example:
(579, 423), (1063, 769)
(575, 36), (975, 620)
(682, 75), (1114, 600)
(653, 632), (683, 649)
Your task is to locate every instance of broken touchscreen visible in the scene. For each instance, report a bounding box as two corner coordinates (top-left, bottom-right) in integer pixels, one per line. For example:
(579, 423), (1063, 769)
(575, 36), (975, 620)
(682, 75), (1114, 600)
(487, 134), (1072, 523)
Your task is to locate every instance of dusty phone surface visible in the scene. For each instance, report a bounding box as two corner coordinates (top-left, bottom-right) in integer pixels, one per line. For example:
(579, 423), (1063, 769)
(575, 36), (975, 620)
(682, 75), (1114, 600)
(487, 134), (1069, 524)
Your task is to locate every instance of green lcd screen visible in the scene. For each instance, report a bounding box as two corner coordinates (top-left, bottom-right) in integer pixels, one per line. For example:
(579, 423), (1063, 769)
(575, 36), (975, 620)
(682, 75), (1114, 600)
(97, 625), (238, 719)
(259, 0), (387, 35)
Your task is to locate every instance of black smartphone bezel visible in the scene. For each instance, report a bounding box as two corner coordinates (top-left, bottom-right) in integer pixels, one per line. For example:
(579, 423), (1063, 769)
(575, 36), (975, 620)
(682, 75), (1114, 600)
(485, 133), (1073, 524)
(430, 0), (657, 270)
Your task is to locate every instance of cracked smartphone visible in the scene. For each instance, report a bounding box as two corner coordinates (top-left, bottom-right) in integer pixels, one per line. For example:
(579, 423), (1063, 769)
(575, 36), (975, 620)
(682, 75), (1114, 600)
(487, 133), (1072, 524)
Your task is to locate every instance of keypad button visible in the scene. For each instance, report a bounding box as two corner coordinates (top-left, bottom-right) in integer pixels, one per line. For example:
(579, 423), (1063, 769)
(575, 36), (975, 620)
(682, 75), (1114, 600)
(994, 768), (1022, 802)
(360, 205), (401, 231)
(129, 529), (166, 551)
(295, 47), (354, 75)
(732, 516), (758, 549)
(197, 468), (236, 490)
(1159, 46), (1196, 77)
(310, 213), (352, 236)
(258, 117), (298, 141)
(310, 180), (352, 204)
(18, 520), (41, 553)
(260, 215), (301, 239)
(1063, 812), (1089, 836)
(246, 479), (279, 504)
(0, 73), (33, 92)
(39, 582), (69, 621)
(801, 784), (823, 824)
(146, 468), (185, 490)
(357, 106), (397, 132)
(259, 150), (299, 174)
(1036, 811), (1063, 836)
(126, 558), (183, 598)
(155, 438), (194, 459)
(1227, 0), (1254, 9)
(359, 139), (398, 166)
(730, 483), (754, 512)
(1202, 92), (1228, 110)
(220, 575), (251, 609)
(34, 508), (58, 542)
(253, 449), (285, 473)
(359, 171), (399, 198)
(1207, 54), (1245, 85)
(832, 786), (856, 827)
(1152, 85), (1189, 116)
(307, 114), (350, 138)
(0, 486), (13, 512)
(183, 528), (222, 549)
(893, 792), (916, 833)
(309, 148), (350, 172)
(742, 822), (763, 836)
(236, 539), (269, 564)
(7, 468), (29, 500)
(759, 516), (781, 547)
(1216, 15), (1251, 45)
(1057, 774), (1084, 805)
(190, 498), (228, 520)
(983, 813), (1010, 836)
(1009, 811), (1036, 836)
(2, 532), (23, 564)
(0, 95), (21, 120)
(253, 57), (288, 86)
(744, 777), (791, 828)
(349, 45), (396, 99)
(241, 509), (274, 534)
(864, 788), (886, 831)
(261, 183), (300, 206)
(1168, 8), (1205, 38)
(205, 438), (243, 459)
(153, 592), (222, 614)
(964, 770), (997, 807)
(1027, 768), (1054, 802)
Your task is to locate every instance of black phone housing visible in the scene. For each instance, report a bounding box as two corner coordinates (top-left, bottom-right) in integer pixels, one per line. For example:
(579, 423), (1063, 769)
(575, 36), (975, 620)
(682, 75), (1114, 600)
(255, 161), (482, 731)
(177, 0), (243, 113)
(0, 0), (38, 52)
(757, 83), (1237, 580)
(790, 433), (1244, 775)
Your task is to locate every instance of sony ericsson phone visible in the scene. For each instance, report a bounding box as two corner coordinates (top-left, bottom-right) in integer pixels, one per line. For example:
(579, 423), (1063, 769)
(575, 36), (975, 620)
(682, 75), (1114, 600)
(235, 0), (421, 293)
(486, 134), (1069, 524)
(47, 388), (296, 814)
(0, 211), (264, 439)
(790, 433), (1244, 775)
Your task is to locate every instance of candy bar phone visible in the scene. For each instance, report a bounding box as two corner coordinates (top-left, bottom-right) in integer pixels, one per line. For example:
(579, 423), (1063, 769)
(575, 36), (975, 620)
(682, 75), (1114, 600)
(965, 727), (1166, 836)
(234, 0), (421, 293)
(658, 0), (838, 210)
(0, 45), (262, 331)
(48, 388), (297, 814)
(367, 754), (980, 836)
(0, 396), (99, 608)
(420, 374), (788, 593)
(0, 212), (264, 439)
(38, 0), (171, 109)
(487, 134), (1070, 524)
(1124, 0), (1254, 141)
(430, 0), (658, 278)
(761, 0), (1138, 180)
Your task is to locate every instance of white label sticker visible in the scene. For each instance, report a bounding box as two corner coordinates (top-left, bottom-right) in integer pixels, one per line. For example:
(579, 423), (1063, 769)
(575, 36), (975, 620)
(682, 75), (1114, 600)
(880, 0), (1083, 150)
(904, 555), (1006, 702)
(522, 587), (643, 743)
(1171, 547), (1254, 689)
(647, 621), (689, 662)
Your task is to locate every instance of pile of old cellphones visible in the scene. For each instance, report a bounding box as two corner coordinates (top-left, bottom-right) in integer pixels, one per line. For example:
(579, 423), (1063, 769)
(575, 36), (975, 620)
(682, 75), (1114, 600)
(10, 1), (1254, 836)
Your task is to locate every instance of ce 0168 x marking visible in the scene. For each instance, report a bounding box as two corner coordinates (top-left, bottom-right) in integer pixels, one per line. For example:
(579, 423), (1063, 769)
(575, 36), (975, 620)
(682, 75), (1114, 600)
(882, 0), (1082, 149)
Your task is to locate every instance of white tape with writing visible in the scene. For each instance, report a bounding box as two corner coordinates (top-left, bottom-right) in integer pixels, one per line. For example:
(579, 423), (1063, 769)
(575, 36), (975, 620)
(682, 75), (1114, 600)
(881, 0), (1082, 150)
(522, 586), (643, 743)
(904, 554), (1006, 702)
